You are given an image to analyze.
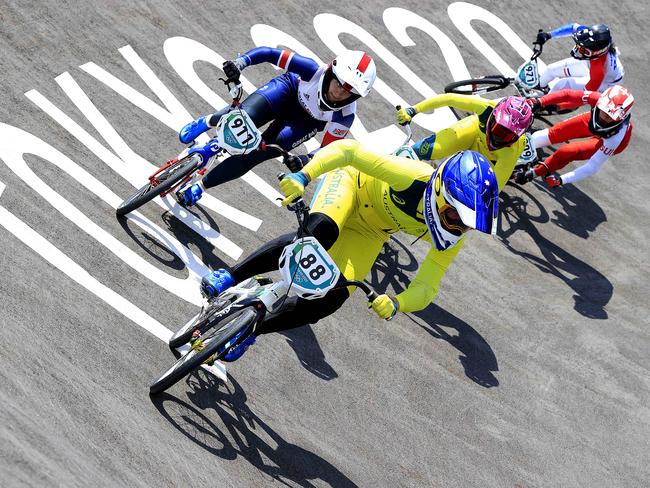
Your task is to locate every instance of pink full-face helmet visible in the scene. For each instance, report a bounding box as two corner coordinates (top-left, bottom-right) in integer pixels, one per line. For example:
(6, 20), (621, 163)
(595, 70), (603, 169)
(485, 96), (533, 151)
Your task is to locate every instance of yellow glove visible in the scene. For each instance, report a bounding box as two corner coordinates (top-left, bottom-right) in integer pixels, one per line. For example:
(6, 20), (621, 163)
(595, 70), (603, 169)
(396, 106), (417, 125)
(368, 294), (399, 320)
(279, 172), (309, 206)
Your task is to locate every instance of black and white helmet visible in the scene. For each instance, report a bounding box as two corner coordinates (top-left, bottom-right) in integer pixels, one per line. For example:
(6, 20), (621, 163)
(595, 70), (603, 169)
(571, 24), (612, 60)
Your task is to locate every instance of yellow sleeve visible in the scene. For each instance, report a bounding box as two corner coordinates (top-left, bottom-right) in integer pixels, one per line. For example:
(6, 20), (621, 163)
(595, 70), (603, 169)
(428, 116), (480, 160)
(394, 239), (464, 312)
(301, 139), (432, 192)
(415, 93), (493, 115)
(493, 138), (526, 190)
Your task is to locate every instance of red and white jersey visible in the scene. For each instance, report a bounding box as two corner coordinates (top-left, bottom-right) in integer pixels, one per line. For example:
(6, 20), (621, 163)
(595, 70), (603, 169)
(540, 51), (624, 93)
(586, 51), (624, 92)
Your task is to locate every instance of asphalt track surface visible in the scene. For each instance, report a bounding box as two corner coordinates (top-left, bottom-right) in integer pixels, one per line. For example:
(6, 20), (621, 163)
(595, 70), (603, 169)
(1, 1), (649, 487)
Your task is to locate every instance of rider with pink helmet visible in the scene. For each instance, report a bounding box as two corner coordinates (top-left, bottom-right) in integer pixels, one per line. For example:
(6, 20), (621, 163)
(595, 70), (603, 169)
(396, 94), (533, 180)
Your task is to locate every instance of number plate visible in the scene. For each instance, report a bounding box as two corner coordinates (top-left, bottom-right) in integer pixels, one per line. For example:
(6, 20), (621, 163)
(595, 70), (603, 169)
(215, 110), (262, 154)
(279, 237), (341, 300)
(517, 133), (537, 165)
(516, 61), (539, 89)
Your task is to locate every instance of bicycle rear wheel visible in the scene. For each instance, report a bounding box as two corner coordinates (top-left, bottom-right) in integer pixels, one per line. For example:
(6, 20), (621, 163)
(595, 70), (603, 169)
(444, 76), (511, 95)
(116, 154), (201, 216)
(150, 307), (258, 395)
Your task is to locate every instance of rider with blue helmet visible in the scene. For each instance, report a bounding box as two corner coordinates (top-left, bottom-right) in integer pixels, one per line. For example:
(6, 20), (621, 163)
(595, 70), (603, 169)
(199, 141), (501, 361)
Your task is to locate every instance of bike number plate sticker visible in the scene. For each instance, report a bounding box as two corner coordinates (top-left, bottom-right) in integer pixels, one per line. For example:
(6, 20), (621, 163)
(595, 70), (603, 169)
(516, 61), (539, 89)
(517, 133), (537, 164)
(215, 110), (262, 154)
(279, 236), (341, 300)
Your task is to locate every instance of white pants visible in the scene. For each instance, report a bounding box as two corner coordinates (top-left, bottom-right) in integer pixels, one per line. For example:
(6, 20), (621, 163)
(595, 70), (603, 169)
(539, 58), (590, 92)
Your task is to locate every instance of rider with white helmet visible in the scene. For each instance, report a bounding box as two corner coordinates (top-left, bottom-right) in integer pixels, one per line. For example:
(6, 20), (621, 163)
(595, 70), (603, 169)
(517, 85), (634, 187)
(175, 47), (376, 207)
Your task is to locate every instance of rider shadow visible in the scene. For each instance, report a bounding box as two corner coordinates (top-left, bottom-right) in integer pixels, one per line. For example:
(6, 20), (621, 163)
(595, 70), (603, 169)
(161, 208), (228, 270)
(537, 181), (607, 239)
(277, 326), (339, 381)
(499, 188), (612, 319)
(368, 236), (499, 388)
(151, 371), (357, 487)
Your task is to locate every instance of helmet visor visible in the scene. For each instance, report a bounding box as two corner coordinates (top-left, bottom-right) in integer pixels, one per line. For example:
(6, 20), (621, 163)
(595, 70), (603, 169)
(488, 117), (518, 148)
(438, 204), (470, 234)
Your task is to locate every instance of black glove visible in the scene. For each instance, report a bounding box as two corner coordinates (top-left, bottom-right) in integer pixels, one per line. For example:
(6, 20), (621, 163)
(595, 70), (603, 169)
(527, 97), (542, 114)
(223, 60), (241, 82)
(284, 154), (311, 173)
(535, 30), (551, 45)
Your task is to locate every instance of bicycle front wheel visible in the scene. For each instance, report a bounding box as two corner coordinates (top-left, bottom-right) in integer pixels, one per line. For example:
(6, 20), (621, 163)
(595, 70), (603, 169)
(116, 154), (201, 216)
(444, 76), (511, 95)
(150, 307), (258, 395)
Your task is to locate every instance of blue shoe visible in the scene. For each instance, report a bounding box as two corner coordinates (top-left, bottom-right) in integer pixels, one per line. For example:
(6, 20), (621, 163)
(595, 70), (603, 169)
(179, 115), (211, 144)
(200, 268), (235, 299)
(175, 183), (203, 207)
(222, 334), (256, 362)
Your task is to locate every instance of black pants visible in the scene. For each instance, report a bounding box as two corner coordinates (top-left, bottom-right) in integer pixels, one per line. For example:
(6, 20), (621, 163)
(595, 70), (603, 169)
(230, 213), (349, 335)
(202, 93), (282, 188)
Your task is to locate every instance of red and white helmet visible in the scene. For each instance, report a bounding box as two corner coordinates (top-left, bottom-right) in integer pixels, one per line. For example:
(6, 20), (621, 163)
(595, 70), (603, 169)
(318, 50), (376, 111)
(589, 85), (634, 137)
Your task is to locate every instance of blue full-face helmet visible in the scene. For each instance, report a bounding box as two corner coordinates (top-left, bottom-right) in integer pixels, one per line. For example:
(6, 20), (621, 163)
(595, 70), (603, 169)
(424, 150), (499, 250)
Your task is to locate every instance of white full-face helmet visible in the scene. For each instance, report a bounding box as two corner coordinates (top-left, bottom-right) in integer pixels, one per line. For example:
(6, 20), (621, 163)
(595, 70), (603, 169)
(318, 50), (376, 111)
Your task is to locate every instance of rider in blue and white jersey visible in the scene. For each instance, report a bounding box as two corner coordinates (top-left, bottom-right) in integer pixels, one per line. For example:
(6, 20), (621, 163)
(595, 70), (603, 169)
(175, 47), (377, 206)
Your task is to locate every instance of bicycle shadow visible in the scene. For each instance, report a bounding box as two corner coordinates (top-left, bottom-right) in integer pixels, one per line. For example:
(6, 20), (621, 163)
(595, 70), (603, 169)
(368, 236), (499, 388)
(150, 372), (357, 487)
(116, 215), (186, 271)
(499, 187), (612, 319)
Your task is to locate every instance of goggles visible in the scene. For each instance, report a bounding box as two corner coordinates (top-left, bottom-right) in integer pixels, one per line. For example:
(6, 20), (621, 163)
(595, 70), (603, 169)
(438, 204), (470, 234)
(573, 44), (608, 59)
(488, 118), (518, 148)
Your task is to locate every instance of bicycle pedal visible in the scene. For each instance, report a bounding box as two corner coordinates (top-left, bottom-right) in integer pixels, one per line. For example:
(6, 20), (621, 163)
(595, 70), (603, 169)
(254, 275), (273, 286)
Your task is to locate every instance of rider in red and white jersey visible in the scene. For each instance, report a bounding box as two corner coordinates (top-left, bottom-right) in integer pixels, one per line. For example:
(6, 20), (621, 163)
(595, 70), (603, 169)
(515, 85), (633, 187)
(535, 23), (623, 106)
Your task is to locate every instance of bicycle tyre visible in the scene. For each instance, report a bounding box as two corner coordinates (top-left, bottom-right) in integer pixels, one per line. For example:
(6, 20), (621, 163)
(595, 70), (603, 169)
(168, 277), (265, 349)
(444, 76), (511, 95)
(116, 154), (201, 216)
(150, 307), (258, 395)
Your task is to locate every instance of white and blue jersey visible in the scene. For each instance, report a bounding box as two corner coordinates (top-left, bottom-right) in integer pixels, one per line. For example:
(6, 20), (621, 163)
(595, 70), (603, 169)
(240, 47), (356, 149)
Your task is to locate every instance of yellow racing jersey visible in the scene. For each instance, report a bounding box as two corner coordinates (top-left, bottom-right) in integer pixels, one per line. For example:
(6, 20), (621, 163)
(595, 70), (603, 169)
(414, 93), (525, 185)
(301, 139), (512, 313)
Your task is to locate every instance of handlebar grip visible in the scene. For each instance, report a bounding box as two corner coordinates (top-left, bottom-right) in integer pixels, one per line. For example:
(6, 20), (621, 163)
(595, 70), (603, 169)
(277, 172), (286, 181)
(366, 290), (378, 302)
(396, 105), (402, 110)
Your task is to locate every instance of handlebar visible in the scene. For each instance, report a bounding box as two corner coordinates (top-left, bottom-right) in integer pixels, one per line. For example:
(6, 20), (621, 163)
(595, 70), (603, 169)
(338, 279), (378, 302)
(220, 77), (243, 107)
(530, 30), (545, 61)
(395, 105), (413, 147)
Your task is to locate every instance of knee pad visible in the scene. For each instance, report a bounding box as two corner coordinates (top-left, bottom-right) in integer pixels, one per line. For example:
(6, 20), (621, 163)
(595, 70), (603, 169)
(412, 133), (436, 160)
(305, 213), (339, 250)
